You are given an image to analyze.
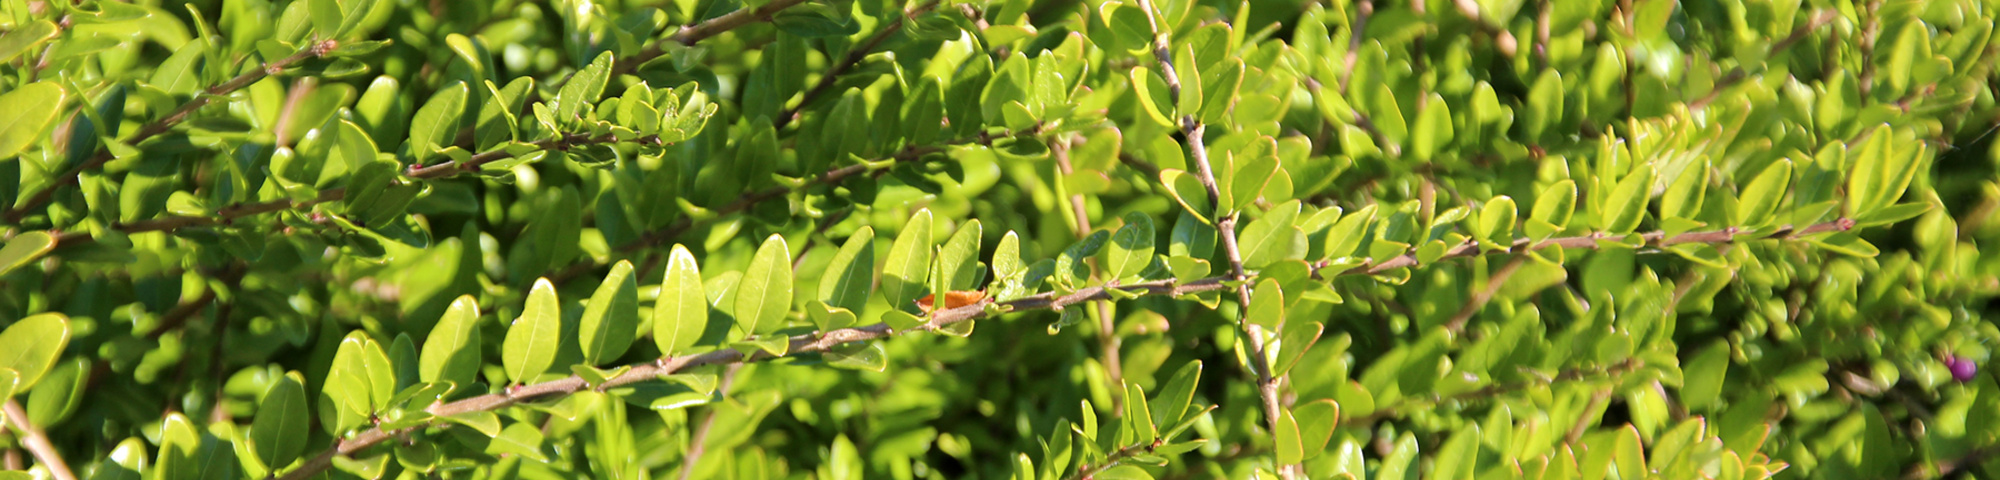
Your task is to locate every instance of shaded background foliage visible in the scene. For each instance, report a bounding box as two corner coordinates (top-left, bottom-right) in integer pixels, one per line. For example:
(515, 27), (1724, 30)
(0, 0), (1997, 478)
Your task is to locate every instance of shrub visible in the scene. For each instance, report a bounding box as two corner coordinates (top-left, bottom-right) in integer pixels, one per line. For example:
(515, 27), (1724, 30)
(1, 0), (1997, 478)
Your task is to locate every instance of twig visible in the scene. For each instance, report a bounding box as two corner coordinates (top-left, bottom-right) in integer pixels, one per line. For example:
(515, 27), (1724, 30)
(773, 0), (942, 130)
(5, 40), (339, 223)
(616, 0), (818, 75)
(675, 364), (741, 480)
(1443, 254), (1527, 332)
(272, 219), (1859, 480)
(1, 399), (76, 480)
(1054, 135), (1124, 409)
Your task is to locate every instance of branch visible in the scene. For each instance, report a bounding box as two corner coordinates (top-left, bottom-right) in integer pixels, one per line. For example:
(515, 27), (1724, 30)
(1128, 0), (1289, 471)
(272, 219), (1858, 480)
(4, 40), (339, 223)
(1, 399), (76, 480)
(773, 0), (942, 130)
(617, 0), (818, 75)
(1054, 135), (1125, 409)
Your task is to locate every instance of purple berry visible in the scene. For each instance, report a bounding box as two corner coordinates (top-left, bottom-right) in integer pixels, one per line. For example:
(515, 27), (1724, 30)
(1947, 355), (1978, 382)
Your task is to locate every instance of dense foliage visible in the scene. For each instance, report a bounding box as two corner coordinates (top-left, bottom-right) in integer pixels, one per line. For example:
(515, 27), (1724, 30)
(1, 0), (1998, 478)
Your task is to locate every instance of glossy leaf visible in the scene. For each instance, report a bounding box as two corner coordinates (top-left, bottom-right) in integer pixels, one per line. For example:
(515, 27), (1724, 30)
(882, 209), (934, 307)
(734, 235), (794, 335)
(503, 278), (562, 383)
(420, 296), (483, 385)
(0, 82), (66, 158)
(580, 260), (640, 365)
(0, 313), (69, 391)
(819, 227), (876, 313)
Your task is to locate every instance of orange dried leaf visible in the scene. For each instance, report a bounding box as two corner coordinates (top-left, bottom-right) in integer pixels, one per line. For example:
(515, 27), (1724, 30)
(916, 290), (988, 313)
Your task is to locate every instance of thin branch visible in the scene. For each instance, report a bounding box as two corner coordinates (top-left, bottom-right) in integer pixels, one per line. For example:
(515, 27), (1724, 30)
(773, 0), (942, 130)
(2, 399), (76, 480)
(676, 364), (741, 480)
(1443, 254), (1527, 332)
(616, 0), (818, 75)
(272, 219), (1858, 480)
(4, 40), (339, 223)
(1130, 0), (1287, 469)
(1055, 135), (1124, 409)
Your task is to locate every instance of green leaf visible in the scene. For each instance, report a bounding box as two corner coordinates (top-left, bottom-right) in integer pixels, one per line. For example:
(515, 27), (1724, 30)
(1124, 382), (1157, 445)
(309, 0), (343, 36)
(1230, 154), (1279, 213)
(487, 422), (549, 462)
(1097, 465), (1154, 480)
(580, 260), (640, 365)
(1173, 44), (1203, 116)
(1599, 167), (1653, 235)
(1245, 279), (1284, 330)
(476, 77), (533, 150)
(1292, 399), (1339, 460)
(1734, 159), (1792, 226)
(734, 235), (794, 335)
(148, 39), (208, 95)
(1274, 409), (1304, 465)
(1105, 212), (1156, 282)
(1239, 200), (1307, 268)
(1681, 341), (1729, 411)
(0, 82), (68, 159)
(825, 342), (887, 372)
(1199, 59), (1245, 124)
(0, 313), (68, 393)
(1808, 232), (1879, 257)
(1474, 196), (1517, 251)
(1323, 204), (1376, 259)
(441, 411), (501, 436)
(1129, 67), (1175, 127)
(882, 209), (934, 308)
(0, 21), (59, 65)
(1521, 71), (1564, 140)
(1274, 319), (1323, 377)
(404, 81), (468, 163)
(1847, 125), (1922, 216)
(939, 220), (984, 291)
(1432, 426), (1481, 480)
(1161, 169), (1214, 224)
(819, 227), (876, 313)
(503, 278), (562, 384)
(1055, 230), (1110, 287)
(420, 295), (482, 385)
(249, 374), (309, 470)
(1660, 157), (1710, 222)
(1410, 93), (1453, 161)
(656, 245), (708, 356)
(555, 51), (616, 127)
(1150, 360), (1202, 428)
(1528, 179), (1577, 239)
(0, 231), (57, 276)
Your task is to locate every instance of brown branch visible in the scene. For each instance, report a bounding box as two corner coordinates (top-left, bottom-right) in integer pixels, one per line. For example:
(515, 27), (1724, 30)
(616, 0), (818, 75)
(4, 40), (339, 223)
(1054, 135), (1124, 409)
(773, 0), (942, 130)
(675, 364), (741, 480)
(1443, 254), (1527, 332)
(1, 399), (75, 480)
(272, 218), (1859, 480)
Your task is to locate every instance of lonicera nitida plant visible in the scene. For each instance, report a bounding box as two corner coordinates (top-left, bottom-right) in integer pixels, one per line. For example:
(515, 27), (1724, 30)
(1, 0), (1998, 478)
